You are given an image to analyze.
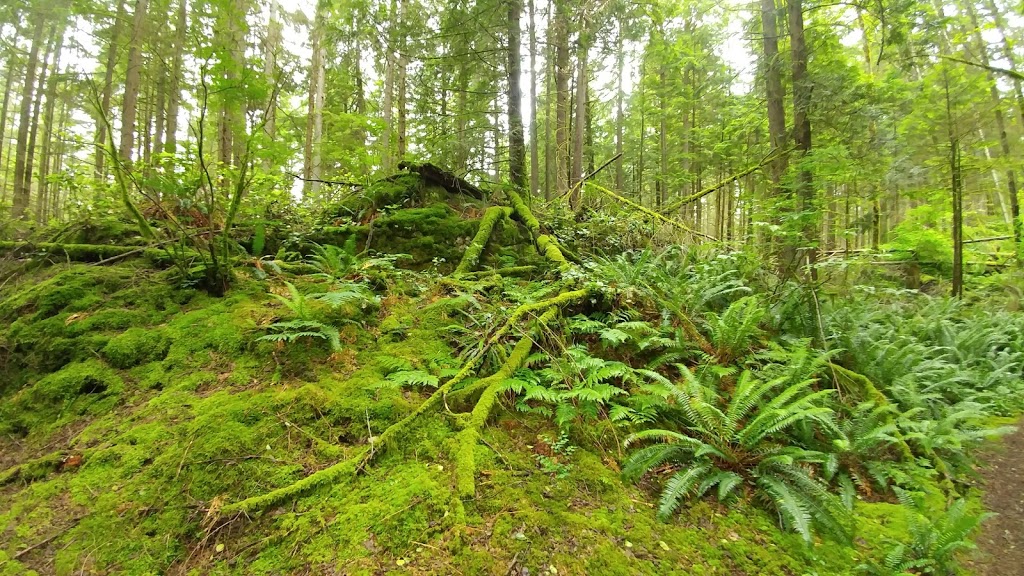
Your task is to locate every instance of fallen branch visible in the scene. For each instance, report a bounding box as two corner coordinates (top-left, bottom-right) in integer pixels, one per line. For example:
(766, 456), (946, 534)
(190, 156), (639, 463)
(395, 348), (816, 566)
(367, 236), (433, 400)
(505, 189), (579, 267)
(215, 287), (592, 518)
(454, 206), (512, 275)
(286, 172), (363, 187)
(585, 182), (717, 242)
(556, 153), (623, 203)
(454, 306), (560, 498)
(659, 148), (791, 215)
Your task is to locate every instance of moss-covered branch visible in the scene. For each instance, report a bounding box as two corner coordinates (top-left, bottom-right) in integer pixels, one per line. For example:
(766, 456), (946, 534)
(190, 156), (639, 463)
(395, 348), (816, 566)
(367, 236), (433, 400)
(454, 206), (512, 275)
(0, 241), (162, 263)
(585, 182), (716, 241)
(504, 189), (579, 267)
(216, 288), (591, 518)
(454, 307), (559, 498)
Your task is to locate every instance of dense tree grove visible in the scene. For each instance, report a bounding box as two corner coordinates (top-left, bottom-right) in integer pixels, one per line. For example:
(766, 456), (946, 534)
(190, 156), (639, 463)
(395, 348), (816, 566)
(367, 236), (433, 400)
(0, 0), (1021, 271)
(3, 0), (1024, 573)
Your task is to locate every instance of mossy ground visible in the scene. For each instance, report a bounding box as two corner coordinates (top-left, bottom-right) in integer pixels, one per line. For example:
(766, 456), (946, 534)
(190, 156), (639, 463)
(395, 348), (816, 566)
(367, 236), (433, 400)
(0, 262), (972, 575)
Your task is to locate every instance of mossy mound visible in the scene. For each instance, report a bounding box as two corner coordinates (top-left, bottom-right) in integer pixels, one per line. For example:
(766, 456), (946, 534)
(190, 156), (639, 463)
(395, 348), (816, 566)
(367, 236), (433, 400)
(0, 258), (940, 575)
(308, 168), (536, 272)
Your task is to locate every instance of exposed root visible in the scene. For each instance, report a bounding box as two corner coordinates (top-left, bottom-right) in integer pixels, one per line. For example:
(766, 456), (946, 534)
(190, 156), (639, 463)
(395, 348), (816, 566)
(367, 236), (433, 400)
(459, 265), (536, 279)
(216, 287), (592, 519)
(454, 307), (559, 498)
(454, 206), (512, 275)
(504, 190), (578, 267)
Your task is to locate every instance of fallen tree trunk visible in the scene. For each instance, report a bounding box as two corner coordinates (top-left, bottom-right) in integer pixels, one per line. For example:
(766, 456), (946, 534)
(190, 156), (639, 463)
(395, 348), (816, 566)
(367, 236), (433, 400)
(398, 161), (486, 200)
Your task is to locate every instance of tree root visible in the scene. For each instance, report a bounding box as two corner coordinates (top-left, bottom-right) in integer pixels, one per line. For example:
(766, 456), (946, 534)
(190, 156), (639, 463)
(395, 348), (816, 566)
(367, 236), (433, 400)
(454, 307), (559, 498)
(215, 287), (591, 520)
(454, 206), (512, 275)
(504, 190), (579, 267)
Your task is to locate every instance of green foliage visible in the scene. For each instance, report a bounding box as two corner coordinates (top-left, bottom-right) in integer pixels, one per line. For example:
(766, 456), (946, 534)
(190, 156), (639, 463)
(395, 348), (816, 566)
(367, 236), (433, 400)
(857, 490), (991, 575)
(100, 327), (171, 368)
(622, 367), (850, 542)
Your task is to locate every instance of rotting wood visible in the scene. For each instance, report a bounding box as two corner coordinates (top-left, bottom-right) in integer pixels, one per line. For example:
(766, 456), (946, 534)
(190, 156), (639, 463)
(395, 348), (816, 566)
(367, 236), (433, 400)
(399, 161), (486, 199)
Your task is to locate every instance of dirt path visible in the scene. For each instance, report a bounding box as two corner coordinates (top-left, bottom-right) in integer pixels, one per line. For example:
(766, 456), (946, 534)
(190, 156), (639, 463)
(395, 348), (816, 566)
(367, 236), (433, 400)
(967, 424), (1024, 576)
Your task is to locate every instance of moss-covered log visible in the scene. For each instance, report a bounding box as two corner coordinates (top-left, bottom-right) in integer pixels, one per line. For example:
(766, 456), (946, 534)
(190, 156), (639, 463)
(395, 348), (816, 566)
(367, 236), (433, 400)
(0, 241), (169, 263)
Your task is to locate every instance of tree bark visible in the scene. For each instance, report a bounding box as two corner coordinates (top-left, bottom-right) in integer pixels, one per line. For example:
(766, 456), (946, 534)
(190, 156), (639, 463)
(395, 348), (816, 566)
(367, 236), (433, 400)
(614, 23), (624, 193)
(10, 13), (46, 220)
(19, 22), (58, 221)
(570, 25), (588, 210)
(966, 0), (1020, 248)
(788, 0), (816, 277)
(0, 50), (16, 203)
(37, 25), (66, 223)
(164, 0), (187, 154)
(262, 0), (279, 171)
(553, 0), (570, 198)
(304, 7), (325, 196)
(507, 0), (526, 188)
(528, 0), (539, 198)
(760, 0), (787, 189)
(95, 0), (126, 178)
(119, 0), (149, 163)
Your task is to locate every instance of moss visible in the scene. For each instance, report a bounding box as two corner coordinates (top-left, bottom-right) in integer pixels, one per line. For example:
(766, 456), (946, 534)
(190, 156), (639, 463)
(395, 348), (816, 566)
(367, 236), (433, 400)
(454, 206), (512, 275)
(101, 327), (171, 369)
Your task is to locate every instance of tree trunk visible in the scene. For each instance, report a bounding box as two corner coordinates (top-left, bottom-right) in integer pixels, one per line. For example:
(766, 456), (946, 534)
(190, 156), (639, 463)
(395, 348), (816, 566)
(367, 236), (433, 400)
(553, 0), (570, 198)
(262, 0), (279, 171)
(760, 0), (787, 187)
(788, 0), (816, 277)
(0, 50), (16, 203)
(527, 0), (539, 198)
(10, 13), (46, 220)
(381, 0), (397, 173)
(303, 8), (324, 196)
(164, 0), (187, 154)
(95, 0), (126, 178)
(570, 33), (587, 208)
(966, 0), (1020, 249)
(20, 23), (58, 222)
(120, 0), (149, 163)
(507, 0), (526, 188)
(37, 26), (66, 223)
(614, 24), (624, 193)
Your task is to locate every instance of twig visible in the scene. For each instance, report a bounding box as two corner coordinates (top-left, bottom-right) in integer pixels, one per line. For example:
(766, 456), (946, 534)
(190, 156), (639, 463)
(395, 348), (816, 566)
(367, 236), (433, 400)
(15, 517), (83, 559)
(286, 172), (363, 187)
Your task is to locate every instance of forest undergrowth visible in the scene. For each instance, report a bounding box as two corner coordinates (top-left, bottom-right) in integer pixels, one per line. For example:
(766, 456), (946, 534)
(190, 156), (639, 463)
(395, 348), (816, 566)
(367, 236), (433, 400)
(1, 179), (1023, 575)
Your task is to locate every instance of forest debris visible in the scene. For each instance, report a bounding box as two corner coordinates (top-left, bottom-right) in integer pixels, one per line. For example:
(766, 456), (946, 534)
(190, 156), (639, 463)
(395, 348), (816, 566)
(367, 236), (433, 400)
(398, 162), (486, 199)
(454, 206), (512, 275)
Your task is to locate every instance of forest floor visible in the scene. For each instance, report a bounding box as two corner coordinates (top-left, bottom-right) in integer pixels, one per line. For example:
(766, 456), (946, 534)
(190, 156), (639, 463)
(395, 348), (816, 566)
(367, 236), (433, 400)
(968, 422), (1024, 576)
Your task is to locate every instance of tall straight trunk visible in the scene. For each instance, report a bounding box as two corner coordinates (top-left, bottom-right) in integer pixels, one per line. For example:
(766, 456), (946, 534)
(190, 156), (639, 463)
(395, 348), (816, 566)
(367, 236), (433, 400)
(507, 0), (526, 187)
(966, 1), (1020, 248)
(142, 82), (154, 166)
(262, 0), (279, 171)
(0, 51), (16, 202)
(52, 95), (70, 220)
(120, 0), (149, 163)
(543, 0), (553, 200)
(303, 8), (324, 196)
(637, 58), (646, 205)
(569, 37), (587, 207)
(11, 14), (46, 219)
(553, 0), (569, 198)
(527, 0), (539, 197)
(658, 63), (667, 208)
(788, 0), (816, 276)
(454, 66), (468, 171)
(397, 57), (407, 161)
(984, 0), (1024, 129)
(760, 0), (787, 196)
(21, 24), (58, 220)
(951, 137), (963, 298)
(37, 27), (66, 223)
(381, 0), (397, 173)
(614, 24), (624, 192)
(164, 0), (187, 154)
(96, 0), (127, 178)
